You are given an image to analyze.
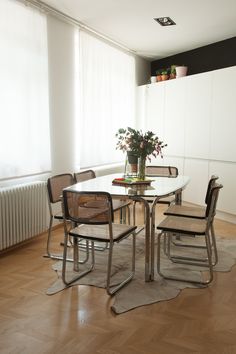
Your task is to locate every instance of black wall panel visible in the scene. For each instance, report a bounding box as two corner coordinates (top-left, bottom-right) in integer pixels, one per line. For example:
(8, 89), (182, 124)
(151, 36), (236, 76)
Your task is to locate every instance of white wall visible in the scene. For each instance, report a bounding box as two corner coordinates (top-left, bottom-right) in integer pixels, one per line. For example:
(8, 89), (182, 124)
(135, 55), (150, 86)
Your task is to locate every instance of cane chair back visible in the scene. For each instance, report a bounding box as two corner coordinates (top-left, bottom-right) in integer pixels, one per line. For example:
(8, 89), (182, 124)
(204, 175), (219, 205)
(74, 170), (131, 223)
(63, 191), (113, 226)
(146, 165), (178, 177)
(47, 174), (75, 204)
(74, 169), (96, 183)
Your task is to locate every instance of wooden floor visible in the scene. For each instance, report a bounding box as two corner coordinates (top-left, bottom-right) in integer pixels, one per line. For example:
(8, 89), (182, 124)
(1, 206), (236, 354)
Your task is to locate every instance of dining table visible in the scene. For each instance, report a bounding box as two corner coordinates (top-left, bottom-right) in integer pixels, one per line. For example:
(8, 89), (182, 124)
(64, 173), (190, 282)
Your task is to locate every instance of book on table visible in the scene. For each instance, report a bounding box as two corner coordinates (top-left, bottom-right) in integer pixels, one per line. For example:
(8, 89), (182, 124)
(112, 177), (153, 186)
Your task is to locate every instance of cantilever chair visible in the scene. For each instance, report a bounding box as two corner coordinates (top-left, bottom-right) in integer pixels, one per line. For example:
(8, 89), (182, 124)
(164, 175), (219, 218)
(74, 169), (131, 224)
(156, 183), (223, 285)
(146, 165), (179, 205)
(62, 190), (141, 295)
(164, 175), (219, 263)
(46, 173), (75, 260)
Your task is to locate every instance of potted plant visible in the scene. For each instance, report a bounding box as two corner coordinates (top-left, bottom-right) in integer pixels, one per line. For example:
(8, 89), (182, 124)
(156, 69), (162, 82)
(150, 76), (157, 83)
(116, 127), (167, 180)
(169, 65), (177, 79)
(161, 69), (169, 81)
(175, 65), (188, 78)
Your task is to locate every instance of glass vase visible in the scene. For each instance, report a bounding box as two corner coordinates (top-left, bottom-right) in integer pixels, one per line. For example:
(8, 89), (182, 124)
(125, 151), (138, 177)
(138, 155), (146, 180)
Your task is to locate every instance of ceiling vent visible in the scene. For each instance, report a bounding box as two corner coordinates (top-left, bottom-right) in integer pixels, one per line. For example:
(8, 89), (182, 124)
(154, 17), (176, 26)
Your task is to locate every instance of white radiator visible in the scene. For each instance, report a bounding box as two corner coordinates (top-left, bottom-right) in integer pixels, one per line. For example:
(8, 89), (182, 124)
(0, 181), (48, 251)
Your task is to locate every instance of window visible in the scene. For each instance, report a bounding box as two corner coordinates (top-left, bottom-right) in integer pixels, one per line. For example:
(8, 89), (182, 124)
(0, 0), (51, 180)
(76, 31), (135, 169)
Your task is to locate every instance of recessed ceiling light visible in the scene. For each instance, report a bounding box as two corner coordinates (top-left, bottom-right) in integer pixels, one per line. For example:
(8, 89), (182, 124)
(154, 17), (176, 26)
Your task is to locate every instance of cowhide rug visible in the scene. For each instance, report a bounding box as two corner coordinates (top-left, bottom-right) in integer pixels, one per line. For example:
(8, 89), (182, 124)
(46, 233), (236, 314)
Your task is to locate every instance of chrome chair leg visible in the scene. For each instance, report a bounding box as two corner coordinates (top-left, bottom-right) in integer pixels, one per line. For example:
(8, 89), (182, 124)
(157, 231), (214, 285)
(45, 215), (53, 257)
(62, 234), (94, 286)
(168, 227), (218, 267)
(44, 219), (89, 264)
(106, 233), (136, 295)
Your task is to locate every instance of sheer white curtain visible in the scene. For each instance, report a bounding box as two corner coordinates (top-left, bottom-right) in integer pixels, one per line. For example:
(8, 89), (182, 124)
(0, 0), (51, 180)
(76, 31), (135, 169)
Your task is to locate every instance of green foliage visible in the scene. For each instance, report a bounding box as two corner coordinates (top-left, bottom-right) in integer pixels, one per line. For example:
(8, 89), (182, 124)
(156, 69), (162, 76)
(115, 127), (167, 161)
(170, 65), (177, 74)
(161, 70), (168, 75)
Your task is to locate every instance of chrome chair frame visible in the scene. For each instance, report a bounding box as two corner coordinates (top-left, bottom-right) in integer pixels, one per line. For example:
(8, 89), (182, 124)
(62, 190), (141, 295)
(164, 175), (219, 265)
(156, 183), (223, 285)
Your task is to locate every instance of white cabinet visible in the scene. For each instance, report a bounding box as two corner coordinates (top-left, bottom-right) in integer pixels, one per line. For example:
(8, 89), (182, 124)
(137, 66), (236, 220)
(185, 73), (212, 159)
(210, 66), (236, 162)
(209, 161), (236, 215)
(164, 79), (186, 156)
(162, 156), (185, 175)
(183, 158), (209, 205)
(136, 85), (147, 130)
(145, 83), (165, 137)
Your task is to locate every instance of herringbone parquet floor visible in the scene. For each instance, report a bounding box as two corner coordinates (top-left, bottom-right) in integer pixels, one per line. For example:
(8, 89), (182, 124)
(1, 206), (236, 354)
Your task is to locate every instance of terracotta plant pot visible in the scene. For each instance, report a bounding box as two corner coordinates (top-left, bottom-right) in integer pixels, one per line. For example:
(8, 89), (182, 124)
(161, 74), (168, 81)
(169, 73), (176, 79)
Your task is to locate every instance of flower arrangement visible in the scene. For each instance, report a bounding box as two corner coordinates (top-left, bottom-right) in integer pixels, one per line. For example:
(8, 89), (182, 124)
(116, 127), (167, 180)
(115, 127), (167, 160)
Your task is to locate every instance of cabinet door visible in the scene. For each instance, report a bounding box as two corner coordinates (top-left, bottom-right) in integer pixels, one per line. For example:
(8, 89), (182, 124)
(183, 158), (209, 206)
(136, 85), (147, 130)
(184, 73), (212, 159)
(145, 83), (165, 137)
(164, 79), (186, 156)
(162, 156), (185, 175)
(210, 66), (236, 162)
(209, 161), (236, 215)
